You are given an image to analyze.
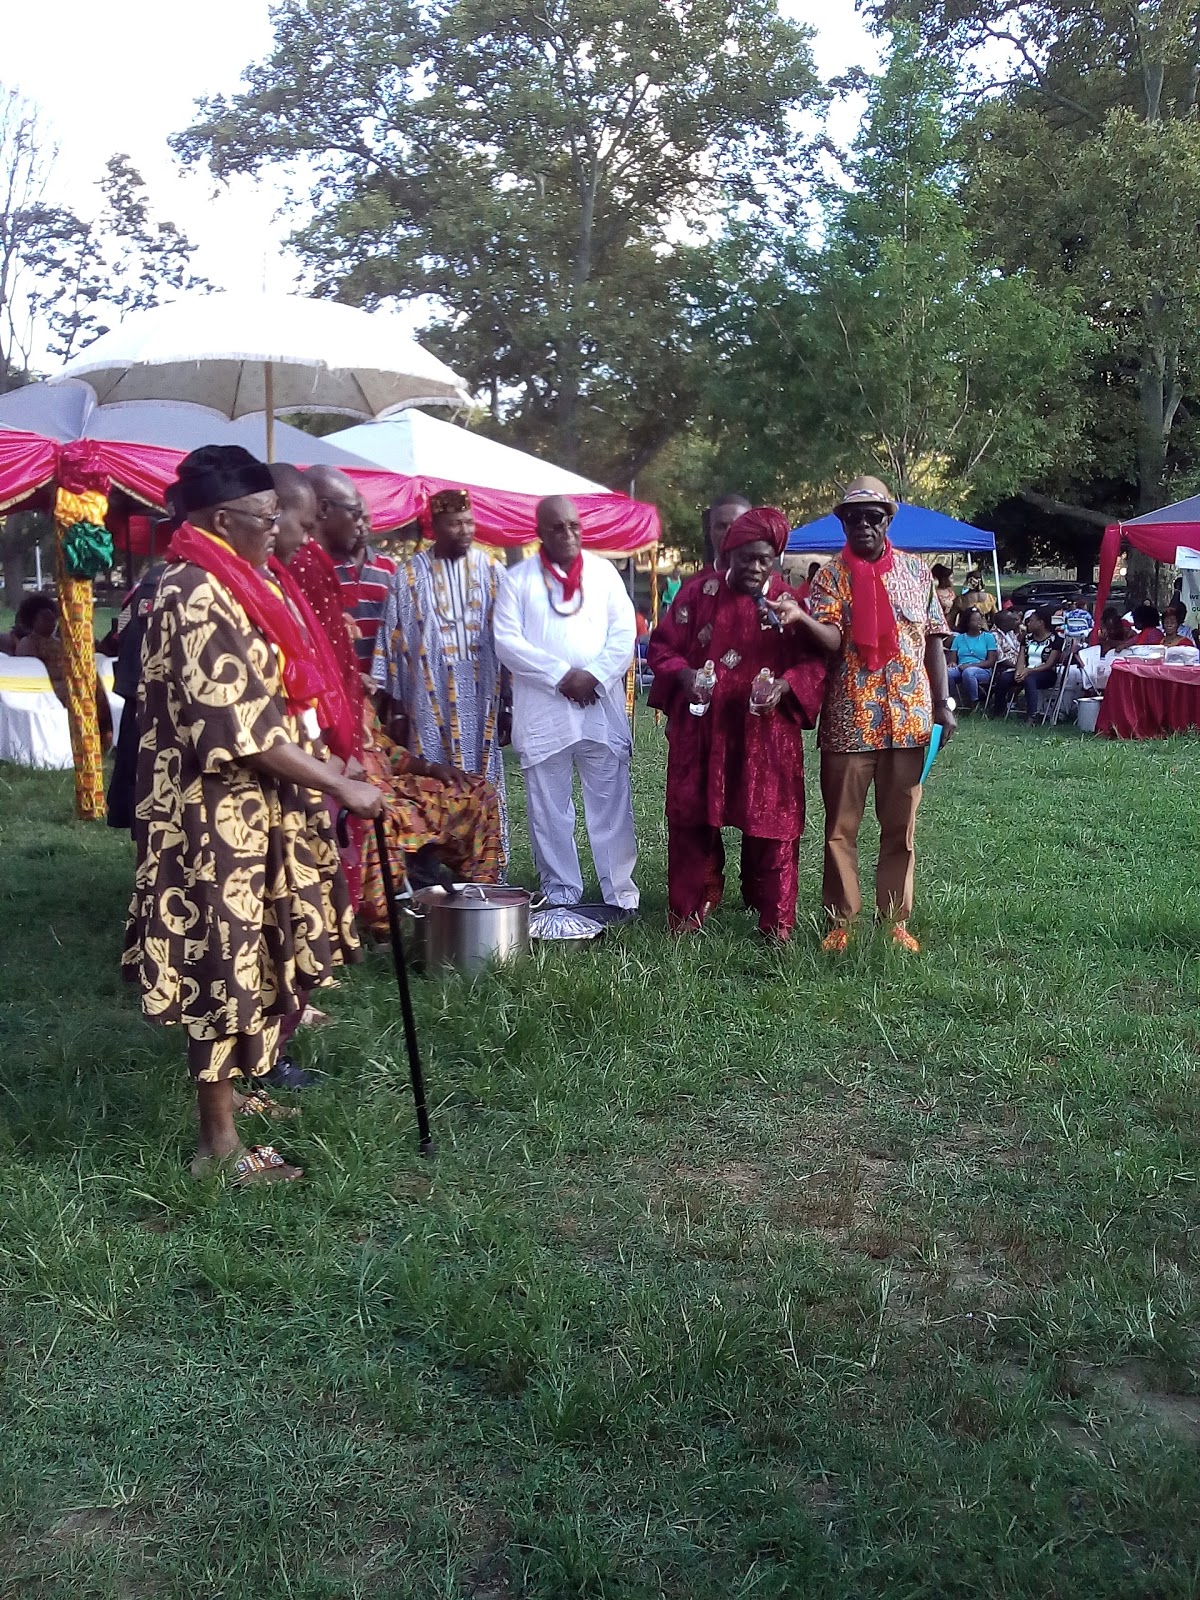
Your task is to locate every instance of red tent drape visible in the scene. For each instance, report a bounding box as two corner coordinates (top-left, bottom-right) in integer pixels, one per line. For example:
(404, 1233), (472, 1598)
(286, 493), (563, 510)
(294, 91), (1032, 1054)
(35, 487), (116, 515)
(1094, 519), (1200, 629)
(0, 432), (659, 553)
(0, 429), (56, 513)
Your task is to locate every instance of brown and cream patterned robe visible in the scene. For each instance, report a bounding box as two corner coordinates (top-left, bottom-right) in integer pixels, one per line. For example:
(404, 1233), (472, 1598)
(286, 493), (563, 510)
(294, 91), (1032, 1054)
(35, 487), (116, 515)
(122, 562), (359, 1045)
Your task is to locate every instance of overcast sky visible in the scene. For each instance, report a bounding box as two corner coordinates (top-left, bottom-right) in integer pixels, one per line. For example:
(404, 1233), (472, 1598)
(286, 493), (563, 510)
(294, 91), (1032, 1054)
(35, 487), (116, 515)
(4, 2), (880, 346)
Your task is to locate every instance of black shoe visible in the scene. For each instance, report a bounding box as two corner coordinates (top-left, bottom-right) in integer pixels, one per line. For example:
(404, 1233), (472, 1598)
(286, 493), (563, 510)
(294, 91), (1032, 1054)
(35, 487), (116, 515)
(262, 1056), (320, 1090)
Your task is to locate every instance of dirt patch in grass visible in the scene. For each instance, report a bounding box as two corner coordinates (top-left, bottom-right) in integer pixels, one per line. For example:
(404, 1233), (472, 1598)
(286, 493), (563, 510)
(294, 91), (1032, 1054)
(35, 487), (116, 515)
(671, 1159), (767, 1200)
(1107, 1363), (1200, 1443)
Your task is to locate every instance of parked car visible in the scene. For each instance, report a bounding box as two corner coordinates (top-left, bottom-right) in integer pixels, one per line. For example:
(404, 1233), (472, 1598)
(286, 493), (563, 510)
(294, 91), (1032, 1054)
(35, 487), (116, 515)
(1009, 580), (1127, 614)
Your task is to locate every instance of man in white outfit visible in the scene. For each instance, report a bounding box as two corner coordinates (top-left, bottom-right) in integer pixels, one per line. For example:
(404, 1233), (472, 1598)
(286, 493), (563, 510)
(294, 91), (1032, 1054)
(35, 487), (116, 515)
(494, 495), (639, 910)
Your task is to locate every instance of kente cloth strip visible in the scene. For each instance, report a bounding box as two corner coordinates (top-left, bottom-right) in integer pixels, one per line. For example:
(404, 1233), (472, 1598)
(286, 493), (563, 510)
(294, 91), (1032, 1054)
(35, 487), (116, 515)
(53, 482), (111, 819)
(358, 723), (502, 933)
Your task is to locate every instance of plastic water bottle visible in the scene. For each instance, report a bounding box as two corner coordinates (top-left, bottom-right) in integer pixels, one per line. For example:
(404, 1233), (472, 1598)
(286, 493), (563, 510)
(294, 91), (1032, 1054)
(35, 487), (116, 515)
(749, 667), (774, 715)
(689, 660), (717, 717)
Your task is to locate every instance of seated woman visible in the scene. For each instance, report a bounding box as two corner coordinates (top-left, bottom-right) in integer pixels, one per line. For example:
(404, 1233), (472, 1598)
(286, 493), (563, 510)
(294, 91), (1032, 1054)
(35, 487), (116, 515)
(14, 591), (113, 749)
(994, 607), (1062, 721)
(1130, 602), (1164, 645)
(946, 606), (999, 711)
(1161, 602), (1194, 649)
(1016, 608), (1063, 721)
(1076, 608), (1133, 693)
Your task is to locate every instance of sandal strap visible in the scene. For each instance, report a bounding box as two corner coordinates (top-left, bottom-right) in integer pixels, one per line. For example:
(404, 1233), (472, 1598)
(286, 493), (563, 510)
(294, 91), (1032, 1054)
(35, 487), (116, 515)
(233, 1145), (286, 1182)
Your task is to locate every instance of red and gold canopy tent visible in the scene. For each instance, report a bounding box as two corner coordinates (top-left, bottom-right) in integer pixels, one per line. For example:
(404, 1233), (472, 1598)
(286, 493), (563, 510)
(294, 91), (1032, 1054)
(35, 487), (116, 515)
(0, 396), (660, 817)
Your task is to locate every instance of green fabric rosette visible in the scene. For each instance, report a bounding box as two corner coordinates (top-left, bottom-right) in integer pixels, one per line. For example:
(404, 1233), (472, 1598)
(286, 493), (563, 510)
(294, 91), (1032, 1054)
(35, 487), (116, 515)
(62, 521), (115, 580)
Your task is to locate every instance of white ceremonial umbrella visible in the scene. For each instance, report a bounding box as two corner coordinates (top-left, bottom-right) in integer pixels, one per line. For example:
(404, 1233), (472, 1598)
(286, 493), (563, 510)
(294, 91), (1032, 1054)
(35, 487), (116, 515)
(51, 291), (472, 461)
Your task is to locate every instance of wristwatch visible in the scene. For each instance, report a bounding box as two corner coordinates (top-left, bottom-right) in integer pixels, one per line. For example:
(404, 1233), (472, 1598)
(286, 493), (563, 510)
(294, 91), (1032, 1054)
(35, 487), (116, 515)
(934, 696), (956, 712)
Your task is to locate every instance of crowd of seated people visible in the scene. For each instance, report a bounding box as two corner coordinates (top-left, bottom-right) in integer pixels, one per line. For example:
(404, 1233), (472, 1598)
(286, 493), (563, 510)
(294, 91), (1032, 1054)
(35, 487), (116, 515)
(941, 594), (1198, 725)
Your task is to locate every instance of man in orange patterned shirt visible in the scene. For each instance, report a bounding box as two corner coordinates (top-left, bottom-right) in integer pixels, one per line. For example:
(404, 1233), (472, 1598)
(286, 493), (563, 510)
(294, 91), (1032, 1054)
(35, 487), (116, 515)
(775, 477), (954, 953)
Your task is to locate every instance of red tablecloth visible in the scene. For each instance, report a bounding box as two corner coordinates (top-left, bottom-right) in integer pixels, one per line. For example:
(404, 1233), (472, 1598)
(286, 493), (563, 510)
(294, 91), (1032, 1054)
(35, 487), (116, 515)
(1097, 658), (1200, 738)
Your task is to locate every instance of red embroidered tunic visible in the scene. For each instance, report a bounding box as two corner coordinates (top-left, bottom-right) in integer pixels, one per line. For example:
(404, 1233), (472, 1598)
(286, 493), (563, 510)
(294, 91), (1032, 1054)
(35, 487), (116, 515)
(647, 571), (828, 840)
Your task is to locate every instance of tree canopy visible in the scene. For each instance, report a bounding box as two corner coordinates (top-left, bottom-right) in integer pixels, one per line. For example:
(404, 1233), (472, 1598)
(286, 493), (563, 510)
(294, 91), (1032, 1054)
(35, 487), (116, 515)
(871, 0), (1200, 589)
(687, 29), (1090, 533)
(173, 0), (822, 486)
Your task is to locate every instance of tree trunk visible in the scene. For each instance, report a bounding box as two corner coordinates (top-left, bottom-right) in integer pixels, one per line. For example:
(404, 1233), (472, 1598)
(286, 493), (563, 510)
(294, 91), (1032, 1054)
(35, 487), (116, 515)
(1128, 343), (1171, 603)
(556, 158), (599, 472)
(2, 534), (24, 610)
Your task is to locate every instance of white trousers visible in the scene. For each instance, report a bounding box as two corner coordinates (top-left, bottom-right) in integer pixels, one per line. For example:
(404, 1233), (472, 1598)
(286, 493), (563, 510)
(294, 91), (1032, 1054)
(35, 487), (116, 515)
(522, 740), (639, 909)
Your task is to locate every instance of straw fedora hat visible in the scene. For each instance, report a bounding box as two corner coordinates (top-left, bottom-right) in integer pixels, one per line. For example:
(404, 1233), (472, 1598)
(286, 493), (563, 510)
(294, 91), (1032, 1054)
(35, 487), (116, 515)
(832, 475), (898, 516)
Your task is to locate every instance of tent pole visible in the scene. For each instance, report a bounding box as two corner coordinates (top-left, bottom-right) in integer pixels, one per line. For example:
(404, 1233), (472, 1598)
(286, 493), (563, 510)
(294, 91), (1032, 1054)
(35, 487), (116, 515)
(264, 362), (276, 463)
(991, 549), (1002, 608)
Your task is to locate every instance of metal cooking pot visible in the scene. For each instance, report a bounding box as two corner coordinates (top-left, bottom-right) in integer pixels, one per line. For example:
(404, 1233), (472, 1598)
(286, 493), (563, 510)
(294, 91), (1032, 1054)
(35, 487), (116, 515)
(409, 884), (531, 974)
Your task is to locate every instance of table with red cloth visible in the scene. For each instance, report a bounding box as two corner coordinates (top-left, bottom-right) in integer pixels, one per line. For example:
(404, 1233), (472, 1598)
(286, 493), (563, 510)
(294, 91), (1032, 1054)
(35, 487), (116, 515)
(1097, 658), (1200, 739)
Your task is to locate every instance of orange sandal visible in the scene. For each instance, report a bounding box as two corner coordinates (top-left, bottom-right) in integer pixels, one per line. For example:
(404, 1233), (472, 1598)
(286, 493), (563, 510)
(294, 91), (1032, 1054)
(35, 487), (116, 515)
(889, 923), (920, 954)
(821, 927), (852, 954)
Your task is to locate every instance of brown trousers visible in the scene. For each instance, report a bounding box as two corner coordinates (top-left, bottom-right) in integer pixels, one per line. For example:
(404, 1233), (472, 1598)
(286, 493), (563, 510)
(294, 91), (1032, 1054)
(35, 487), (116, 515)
(820, 748), (924, 923)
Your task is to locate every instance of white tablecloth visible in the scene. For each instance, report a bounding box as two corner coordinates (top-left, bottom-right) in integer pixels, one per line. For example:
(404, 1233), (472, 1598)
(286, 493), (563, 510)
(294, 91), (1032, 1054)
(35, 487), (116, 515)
(0, 654), (123, 769)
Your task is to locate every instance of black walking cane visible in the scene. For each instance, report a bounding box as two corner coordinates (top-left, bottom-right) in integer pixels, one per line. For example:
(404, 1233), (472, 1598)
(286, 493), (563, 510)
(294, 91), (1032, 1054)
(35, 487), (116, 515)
(343, 809), (434, 1156)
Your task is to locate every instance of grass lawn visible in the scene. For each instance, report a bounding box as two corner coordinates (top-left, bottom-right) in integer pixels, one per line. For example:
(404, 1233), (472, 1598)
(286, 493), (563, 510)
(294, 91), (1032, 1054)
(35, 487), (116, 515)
(1, 715), (1198, 1598)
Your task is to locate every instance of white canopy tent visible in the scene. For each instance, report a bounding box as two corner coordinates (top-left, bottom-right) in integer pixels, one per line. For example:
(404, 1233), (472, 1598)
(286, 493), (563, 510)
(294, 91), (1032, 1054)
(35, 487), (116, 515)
(327, 409), (613, 497)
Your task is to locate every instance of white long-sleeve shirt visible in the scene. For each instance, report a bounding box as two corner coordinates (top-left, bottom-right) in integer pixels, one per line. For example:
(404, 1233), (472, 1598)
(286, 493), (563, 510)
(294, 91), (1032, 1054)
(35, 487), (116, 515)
(493, 550), (637, 768)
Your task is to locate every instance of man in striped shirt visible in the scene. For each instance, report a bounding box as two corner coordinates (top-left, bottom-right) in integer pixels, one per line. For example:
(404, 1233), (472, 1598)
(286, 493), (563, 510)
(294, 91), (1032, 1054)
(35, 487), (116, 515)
(335, 496), (398, 674)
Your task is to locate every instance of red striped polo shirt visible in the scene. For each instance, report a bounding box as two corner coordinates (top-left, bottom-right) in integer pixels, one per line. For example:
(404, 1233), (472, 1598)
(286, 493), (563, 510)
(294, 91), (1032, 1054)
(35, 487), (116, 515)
(335, 547), (399, 667)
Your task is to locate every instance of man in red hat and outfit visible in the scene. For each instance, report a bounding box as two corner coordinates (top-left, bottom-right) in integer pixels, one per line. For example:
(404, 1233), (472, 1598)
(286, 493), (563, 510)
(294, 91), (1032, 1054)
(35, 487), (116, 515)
(647, 506), (828, 941)
(774, 476), (954, 953)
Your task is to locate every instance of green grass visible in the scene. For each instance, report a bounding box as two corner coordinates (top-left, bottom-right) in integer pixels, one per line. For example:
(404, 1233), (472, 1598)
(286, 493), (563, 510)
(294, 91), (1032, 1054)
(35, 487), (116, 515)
(1, 716), (1199, 1598)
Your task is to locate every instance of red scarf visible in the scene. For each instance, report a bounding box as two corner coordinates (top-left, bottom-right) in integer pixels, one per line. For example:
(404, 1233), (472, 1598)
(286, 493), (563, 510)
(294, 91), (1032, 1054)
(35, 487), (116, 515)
(166, 523), (356, 760)
(842, 538), (899, 672)
(540, 545), (584, 604)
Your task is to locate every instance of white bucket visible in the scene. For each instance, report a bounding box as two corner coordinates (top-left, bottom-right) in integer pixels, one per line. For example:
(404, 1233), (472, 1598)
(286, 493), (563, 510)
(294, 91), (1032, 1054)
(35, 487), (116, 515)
(1076, 696), (1102, 734)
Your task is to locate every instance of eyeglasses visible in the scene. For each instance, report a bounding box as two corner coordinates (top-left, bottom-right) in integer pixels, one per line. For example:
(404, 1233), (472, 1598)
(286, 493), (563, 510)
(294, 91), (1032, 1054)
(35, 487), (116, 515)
(321, 497), (362, 516)
(226, 507), (281, 529)
(838, 507), (888, 529)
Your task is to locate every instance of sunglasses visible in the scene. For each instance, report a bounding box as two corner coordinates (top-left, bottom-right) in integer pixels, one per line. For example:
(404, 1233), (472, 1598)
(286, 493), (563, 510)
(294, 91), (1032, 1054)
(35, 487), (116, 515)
(838, 506), (888, 529)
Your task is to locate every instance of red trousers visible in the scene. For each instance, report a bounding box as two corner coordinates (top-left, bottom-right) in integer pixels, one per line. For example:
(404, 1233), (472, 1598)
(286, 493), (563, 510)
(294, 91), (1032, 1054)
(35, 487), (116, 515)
(668, 824), (800, 938)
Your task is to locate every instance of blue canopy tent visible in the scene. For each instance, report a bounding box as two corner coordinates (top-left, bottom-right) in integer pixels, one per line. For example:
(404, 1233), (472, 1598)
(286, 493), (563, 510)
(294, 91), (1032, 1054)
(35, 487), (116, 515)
(787, 502), (1000, 602)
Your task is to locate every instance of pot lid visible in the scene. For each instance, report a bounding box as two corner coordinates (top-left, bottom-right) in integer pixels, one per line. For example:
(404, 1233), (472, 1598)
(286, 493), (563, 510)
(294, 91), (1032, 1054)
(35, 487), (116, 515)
(414, 884), (532, 908)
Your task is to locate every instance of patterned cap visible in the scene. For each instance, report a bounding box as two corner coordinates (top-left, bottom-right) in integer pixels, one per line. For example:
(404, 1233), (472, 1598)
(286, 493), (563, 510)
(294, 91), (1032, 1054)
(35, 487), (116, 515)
(429, 489), (472, 517)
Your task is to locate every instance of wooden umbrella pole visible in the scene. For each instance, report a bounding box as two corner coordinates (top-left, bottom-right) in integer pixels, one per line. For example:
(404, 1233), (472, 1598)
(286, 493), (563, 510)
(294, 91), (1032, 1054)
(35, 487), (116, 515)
(264, 361), (275, 462)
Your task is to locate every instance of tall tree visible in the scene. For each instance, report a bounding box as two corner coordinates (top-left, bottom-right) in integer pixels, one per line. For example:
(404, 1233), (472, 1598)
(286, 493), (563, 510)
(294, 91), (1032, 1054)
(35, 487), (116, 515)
(24, 153), (207, 362)
(0, 85), (70, 388)
(869, 0), (1200, 590)
(174, 0), (822, 484)
(0, 129), (205, 601)
(690, 29), (1089, 523)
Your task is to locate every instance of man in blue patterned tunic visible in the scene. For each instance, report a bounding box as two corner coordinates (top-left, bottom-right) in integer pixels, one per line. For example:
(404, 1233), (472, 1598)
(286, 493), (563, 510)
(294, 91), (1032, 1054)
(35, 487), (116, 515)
(372, 488), (508, 856)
